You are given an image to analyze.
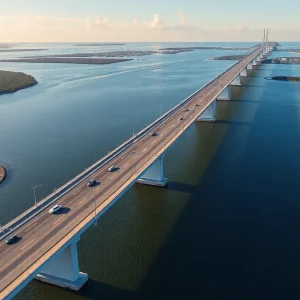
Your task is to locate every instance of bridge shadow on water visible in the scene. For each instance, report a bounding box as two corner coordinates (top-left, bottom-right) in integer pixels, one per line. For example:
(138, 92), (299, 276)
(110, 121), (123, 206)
(75, 63), (300, 300)
(128, 63), (300, 300)
(133, 64), (300, 300)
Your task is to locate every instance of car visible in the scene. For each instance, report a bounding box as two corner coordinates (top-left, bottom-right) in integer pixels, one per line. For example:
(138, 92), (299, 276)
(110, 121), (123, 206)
(195, 104), (200, 106)
(6, 235), (19, 245)
(179, 117), (183, 121)
(150, 132), (158, 137)
(108, 166), (116, 172)
(49, 204), (62, 214)
(87, 179), (96, 187)
(183, 108), (189, 112)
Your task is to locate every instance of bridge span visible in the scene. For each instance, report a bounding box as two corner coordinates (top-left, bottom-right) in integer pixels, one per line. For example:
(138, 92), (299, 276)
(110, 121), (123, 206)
(0, 42), (275, 299)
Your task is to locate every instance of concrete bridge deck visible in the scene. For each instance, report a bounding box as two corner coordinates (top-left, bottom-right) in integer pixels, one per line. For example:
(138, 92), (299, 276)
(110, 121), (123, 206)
(0, 43), (274, 299)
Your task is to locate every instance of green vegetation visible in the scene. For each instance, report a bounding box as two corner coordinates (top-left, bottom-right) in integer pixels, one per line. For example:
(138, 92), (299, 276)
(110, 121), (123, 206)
(0, 165), (6, 184)
(213, 55), (246, 61)
(265, 76), (300, 82)
(0, 70), (37, 95)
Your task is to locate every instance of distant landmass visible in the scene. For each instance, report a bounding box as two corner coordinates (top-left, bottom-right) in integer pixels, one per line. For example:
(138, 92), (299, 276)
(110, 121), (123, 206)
(159, 45), (257, 51)
(0, 57), (132, 65)
(0, 49), (47, 53)
(0, 70), (37, 95)
(212, 55), (246, 61)
(262, 57), (300, 64)
(74, 43), (126, 46)
(265, 76), (300, 82)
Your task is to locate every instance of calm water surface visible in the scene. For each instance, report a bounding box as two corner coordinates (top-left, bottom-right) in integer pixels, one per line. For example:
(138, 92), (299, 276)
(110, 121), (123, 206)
(1, 42), (300, 299)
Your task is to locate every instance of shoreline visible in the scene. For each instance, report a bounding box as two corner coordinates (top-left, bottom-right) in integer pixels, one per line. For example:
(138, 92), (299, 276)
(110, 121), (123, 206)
(0, 165), (7, 184)
(0, 57), (133, 65)
(0, 70), (38, 95)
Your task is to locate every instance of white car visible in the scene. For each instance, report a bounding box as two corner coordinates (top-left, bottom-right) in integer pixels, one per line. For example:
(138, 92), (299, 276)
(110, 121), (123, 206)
(49, 204), (62, 214)
(108, 166), (116, 172)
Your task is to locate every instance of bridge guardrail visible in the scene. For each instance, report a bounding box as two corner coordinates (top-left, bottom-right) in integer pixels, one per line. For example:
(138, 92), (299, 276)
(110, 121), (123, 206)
(0, 45), (265, 241)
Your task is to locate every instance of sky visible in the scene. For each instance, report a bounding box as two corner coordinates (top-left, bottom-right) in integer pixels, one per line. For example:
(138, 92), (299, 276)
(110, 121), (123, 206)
(0, 0), (299, 42)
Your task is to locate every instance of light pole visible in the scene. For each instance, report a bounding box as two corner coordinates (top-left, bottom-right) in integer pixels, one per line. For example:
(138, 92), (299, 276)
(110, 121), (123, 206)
(93, 187), (97, 226)
(132, 120), (138, 137)
(33, 185), (42, 207)
(160, 104), (164, 117)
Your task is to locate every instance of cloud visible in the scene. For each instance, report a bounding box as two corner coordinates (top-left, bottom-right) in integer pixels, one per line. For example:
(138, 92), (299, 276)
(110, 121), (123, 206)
(237, 22), (251, 31)
(178, 10), (186, 25)
(86, 16), (108, 29)
(149, 14), (165, 29)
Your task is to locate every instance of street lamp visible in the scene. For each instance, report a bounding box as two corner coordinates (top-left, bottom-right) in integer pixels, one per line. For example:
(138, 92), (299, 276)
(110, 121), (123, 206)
(93, 187), (97, 226)
(33, 185), (42, 207)
(132, 120), (138, 137)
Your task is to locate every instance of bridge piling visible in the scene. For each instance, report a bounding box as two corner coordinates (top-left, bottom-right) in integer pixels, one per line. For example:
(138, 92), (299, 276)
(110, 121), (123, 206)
(230, 74), (241, 86)
(197, 99), (216, 122)
(137, 154), (168, 187)
(35, 237), (87, 291)
(240, 68), (248, 77)
(217, 87), (231, 101)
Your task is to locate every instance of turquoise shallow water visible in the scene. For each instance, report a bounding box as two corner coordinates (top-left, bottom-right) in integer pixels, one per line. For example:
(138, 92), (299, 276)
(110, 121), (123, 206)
(1, 42), (300, 299)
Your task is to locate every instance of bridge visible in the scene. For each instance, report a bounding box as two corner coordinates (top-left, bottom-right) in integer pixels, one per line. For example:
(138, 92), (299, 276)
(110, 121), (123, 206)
(0, 38), (275, 299)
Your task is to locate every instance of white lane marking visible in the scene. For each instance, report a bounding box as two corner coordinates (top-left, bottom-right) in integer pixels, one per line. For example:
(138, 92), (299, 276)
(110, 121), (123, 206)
(77, 197), (87, 206)
(21, 238), (36, 251)
(163, 130), (167, 134)
(25, 223), (37, 232)
(111, 174), (116, 179)
(142, 148), (147, 152)
(152, 140), (157, 144)
(124, 163), (129, 168)
(171, 124), (175, 127)
(73, 190), (80, 196)
(95, 186), (101, 191)
(53, 215), (65, 225)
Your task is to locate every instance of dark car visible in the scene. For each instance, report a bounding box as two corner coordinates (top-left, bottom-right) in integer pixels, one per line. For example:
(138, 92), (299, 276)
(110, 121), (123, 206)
(87, 179), (96, 187)
(150, 132), (158, 137)
(6, 235), (19, 245)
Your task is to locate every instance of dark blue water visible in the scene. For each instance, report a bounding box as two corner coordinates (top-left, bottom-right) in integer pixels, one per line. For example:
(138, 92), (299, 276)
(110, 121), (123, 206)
(1, 43), (300, 299)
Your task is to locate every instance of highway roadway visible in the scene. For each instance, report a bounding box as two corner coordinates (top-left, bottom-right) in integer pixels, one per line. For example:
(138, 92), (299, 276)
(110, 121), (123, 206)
(0, 44), (270, 298)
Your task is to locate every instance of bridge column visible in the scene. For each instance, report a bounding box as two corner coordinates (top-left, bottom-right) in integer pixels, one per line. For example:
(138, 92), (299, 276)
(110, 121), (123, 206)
(36, 237), (87, 291)
(137, 154), (167, 187)
(247, 62), (253, 70)
(260, 52), (264, 59)
(196, 99), (216, 122)
(217, 86), (230, 101)
(253, 57), (258, 66)
(230, 74), (241, 86)
(256, 56), (261, 64)
(240, 68), (248, 77)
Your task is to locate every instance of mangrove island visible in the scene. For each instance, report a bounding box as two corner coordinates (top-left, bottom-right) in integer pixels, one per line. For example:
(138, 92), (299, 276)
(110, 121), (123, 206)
(0, 70), (38, 95)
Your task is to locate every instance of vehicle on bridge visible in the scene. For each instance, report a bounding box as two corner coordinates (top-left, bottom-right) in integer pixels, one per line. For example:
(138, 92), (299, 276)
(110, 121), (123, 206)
(150, 132), (158, 137)
(49, 204), (62, 214)
(87, 179), (96, 187)
(5, 235), (19, 245)
(179, 117), (183, 121)
(108, 165), (116, 172)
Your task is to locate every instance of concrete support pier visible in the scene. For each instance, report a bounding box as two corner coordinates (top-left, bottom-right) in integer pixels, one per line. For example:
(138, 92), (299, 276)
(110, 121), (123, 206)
(197, 99), (216, 122)
(253, 57), (258, 66)
(230, 74), (241, 86)
(260, 52), (264, 59)
(240, 68), (248, 77)
(138, 154), (167, 187)
(217, 86), (230, 101)
(36, 237), (88, 291)
(256, 56), (261, 64)
(247, 62), (253, 70)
